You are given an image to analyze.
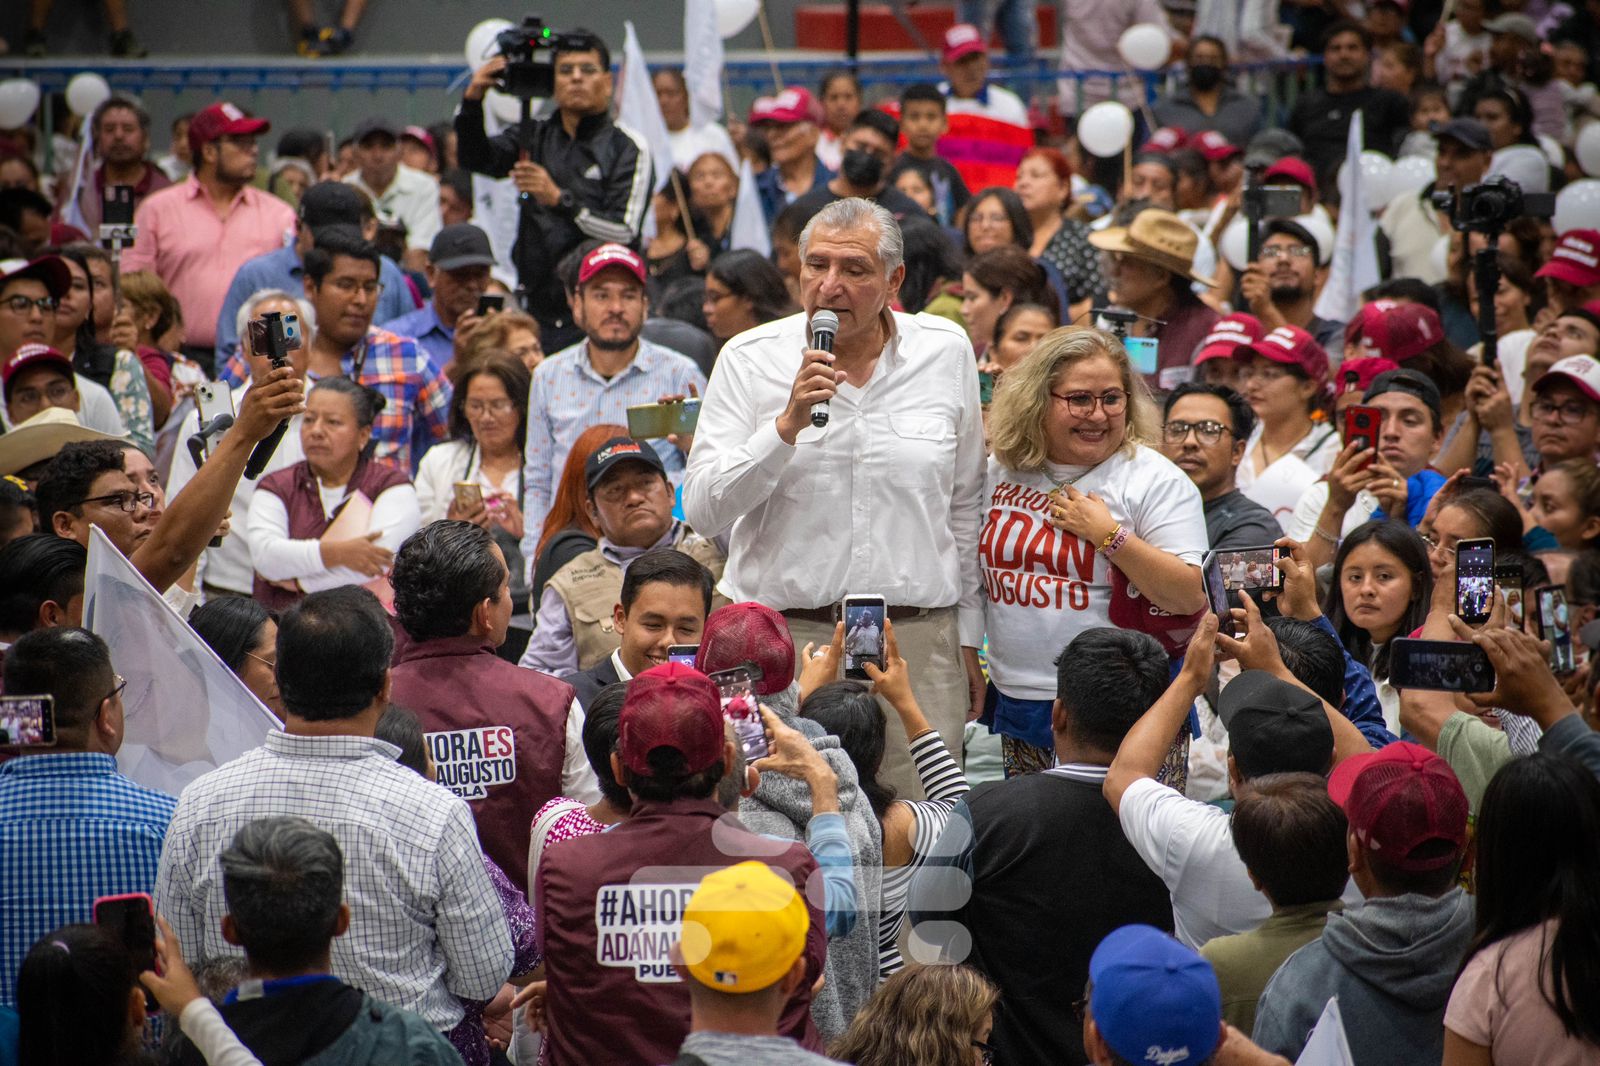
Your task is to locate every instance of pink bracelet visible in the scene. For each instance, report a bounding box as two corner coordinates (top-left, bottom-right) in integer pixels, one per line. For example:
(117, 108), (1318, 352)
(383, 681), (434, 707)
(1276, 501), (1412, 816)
(1102, 524), (1130, 557)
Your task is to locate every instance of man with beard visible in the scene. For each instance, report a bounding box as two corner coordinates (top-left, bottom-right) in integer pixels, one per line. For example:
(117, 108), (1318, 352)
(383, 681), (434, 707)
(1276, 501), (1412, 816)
(784, 110), (928, 230)
(1287, 21), (1410, 202)
(60, 96), (170, 234)
(1239, 219), (1345, 354)
(520, 244), (705, 572)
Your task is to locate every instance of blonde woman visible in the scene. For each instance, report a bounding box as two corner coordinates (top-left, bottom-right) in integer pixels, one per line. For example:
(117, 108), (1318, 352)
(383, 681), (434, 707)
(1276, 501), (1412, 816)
(981, 327), (1208, 774)
(831, 964), (998, 1066)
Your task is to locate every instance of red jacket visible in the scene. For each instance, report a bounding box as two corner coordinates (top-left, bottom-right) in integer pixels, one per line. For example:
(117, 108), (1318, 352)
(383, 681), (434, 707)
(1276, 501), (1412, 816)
(389, 633), (575, 895)
(535, 797), (827, 1065)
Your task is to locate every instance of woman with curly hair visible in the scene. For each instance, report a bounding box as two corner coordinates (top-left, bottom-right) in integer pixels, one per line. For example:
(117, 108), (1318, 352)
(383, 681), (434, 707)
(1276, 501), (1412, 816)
(830, 964), (998, 1066)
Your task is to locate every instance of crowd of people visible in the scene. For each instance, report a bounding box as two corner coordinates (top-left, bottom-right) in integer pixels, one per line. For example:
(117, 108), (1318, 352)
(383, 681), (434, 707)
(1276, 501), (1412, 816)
(3, 1), (1600, 1064)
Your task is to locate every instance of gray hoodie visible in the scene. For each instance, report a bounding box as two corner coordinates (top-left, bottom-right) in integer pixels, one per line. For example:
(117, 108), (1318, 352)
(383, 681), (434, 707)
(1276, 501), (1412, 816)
(738, 686), (883, 1044)
(1252, 888), (1475, 1065)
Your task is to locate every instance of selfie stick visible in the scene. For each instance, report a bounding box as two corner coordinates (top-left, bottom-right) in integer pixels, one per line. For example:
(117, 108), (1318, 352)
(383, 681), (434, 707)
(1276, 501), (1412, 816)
(97, 185), (137, 311)
(809, 309), (839, 428)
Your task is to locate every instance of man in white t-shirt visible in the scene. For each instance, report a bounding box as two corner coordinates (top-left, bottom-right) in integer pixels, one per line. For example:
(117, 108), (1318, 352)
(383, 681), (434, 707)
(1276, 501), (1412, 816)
(344, 116), (443, 272)
(938, 24), (1030, 128)
(1105, 617), (1367, 948)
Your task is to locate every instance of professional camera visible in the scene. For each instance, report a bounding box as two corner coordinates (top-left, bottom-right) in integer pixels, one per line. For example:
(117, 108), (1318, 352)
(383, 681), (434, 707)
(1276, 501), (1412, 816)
(495, 16), (591, 101)
(1432, 176), (1556, 234)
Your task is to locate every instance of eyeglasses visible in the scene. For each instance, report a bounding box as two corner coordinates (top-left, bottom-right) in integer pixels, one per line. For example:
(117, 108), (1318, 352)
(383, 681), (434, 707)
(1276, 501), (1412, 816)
(74, 491), (156, 514)
(557, 63), (602, 77)
(245, 650), (276, 671)
(1163, 418), (1234, 445)
(465, 398), (516, 417)
(1, 295), (57, 315)
(10, 379), (76, 408)
(971, 1038), (996, 1066)
(325, 277), (384, 297)
(1260, 244), (1314, 261)
(1050, 389), (1127, 415)
(1531, 398), (1595, 425)
(104, 674), (127, 705)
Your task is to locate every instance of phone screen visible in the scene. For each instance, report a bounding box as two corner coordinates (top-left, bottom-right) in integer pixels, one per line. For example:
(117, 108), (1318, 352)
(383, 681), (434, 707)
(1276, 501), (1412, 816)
(102, 184), (134, 227)
(1389, 639), (1496, 692)
(667, 645), (699, 667)
(1539, 587), (1576, 674)
(842, 597), (887, 679)
(1495, 566), (1524, 628)
(1202, 554), (1230, 617)
(93, 894), (157, 978)
(0, 695), (55, 747)
(452, 482), (485, 512)
(1455, 539), (1495, 625)
(978, 371), (995, 406)
(1213, 547), (1283, 592)
(710, 666), (767, 762)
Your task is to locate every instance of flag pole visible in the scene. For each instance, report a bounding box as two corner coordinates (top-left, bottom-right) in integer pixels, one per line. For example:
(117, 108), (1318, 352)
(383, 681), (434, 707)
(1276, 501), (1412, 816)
(757, 2), (785, 92)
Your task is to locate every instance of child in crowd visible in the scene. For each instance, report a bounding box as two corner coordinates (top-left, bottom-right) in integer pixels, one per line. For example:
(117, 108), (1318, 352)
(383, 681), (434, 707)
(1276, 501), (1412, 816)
(891, 84), (970, 227)
(1401, 84), (1453, 159)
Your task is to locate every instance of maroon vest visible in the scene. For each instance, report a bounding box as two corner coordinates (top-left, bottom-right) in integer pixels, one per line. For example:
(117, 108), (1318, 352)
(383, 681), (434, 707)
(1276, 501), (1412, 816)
(252, 457), (412, 611)
(388, 634), (576, 895)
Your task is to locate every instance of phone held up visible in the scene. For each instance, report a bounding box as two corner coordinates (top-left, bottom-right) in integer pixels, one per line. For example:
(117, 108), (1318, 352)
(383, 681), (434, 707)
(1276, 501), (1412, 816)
(1536, 585), (1577, 675)
(1343, 405), (1381, 454)
(94, 892), (159, 1009)
(0, 694), (55, 747)
(707, 662), (768, 762)
(1455, 538), (1495, 627)
(452, 481), (485, 514)
(667, 644), (699, 667)
(1389, 638), (1496, 692)
(842, 594), (887, 680)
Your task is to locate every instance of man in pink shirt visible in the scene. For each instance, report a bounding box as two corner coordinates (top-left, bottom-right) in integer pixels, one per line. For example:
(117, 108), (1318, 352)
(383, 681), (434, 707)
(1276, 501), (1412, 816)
(122, 102), (295, 375)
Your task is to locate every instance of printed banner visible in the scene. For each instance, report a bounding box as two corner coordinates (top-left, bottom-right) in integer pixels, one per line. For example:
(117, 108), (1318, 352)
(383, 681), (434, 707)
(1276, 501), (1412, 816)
(979, 482), (1098, 611)
(594, 882), (699, 983)
(426, 725), (517, 801)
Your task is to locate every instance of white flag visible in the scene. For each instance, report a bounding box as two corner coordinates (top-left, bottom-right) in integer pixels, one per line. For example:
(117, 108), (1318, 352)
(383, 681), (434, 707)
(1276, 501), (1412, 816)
(84, 527), (279, 796)
(617, 20), (674, 193)
(59, 136), (93, 236)
(684, 0), (725, 129)
(1314, 113), (1382, 325)
(730, 156), (772, 256)
(1294, 997), (1356, 1066)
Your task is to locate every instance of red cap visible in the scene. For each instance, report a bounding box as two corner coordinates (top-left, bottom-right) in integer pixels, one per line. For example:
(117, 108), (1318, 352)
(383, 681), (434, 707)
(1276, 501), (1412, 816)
(1233, 324), (1330, 385)
(749, 87), (819, 126)
(1344, 300), (1444, 362)
(1535, 230), (1600, 288)
(1336, 355), (1403, 393)
(942, 23), (988, 63)
(696, 602), (796, 696)
(1328, 742), (1468, 873)
(578, 243), (647, 287)
(1, 343), (74, 400)
(0, 255), (71, 301)
(1262, 156), (1316, 189)
(187, 102), (270, 159)
(1194, 130), (1241, 162)
(1533, 354), (1600, 403)
(401, 125), (436, 154)
(1193, 312), (1264, 364)
(618, 662), (727, 776)
(1143, 127), (1190, 154)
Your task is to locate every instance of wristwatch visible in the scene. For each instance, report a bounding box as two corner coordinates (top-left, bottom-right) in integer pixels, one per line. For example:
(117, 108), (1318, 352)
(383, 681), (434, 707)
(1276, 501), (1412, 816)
(557, 189), (576, 213)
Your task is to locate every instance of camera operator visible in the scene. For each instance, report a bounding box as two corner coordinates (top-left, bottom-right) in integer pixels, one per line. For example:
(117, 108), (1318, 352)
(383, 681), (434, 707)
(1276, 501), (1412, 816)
(455, 27), (651, 355)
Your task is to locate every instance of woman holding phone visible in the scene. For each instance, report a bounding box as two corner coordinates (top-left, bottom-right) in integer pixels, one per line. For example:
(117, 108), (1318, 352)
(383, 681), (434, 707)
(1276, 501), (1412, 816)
(981, 327), (1207, 775)
(1323, 519), (1434, 731)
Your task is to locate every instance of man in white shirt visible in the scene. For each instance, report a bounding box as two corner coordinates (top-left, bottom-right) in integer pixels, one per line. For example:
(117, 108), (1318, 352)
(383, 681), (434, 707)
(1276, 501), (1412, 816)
(938, 24), (1030, 128)
(683, 197), (985, 799)
(344, 116), (443, 272)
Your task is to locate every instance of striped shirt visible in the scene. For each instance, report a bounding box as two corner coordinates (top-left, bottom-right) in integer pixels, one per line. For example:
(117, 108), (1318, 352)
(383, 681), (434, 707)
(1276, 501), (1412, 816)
(0, 753), (177, 1007)
(878, 730), (970, 977)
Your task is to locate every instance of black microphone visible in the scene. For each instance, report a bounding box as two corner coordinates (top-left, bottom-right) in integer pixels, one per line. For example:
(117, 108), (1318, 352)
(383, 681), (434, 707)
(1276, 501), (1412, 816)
(808, 309), (839, 429)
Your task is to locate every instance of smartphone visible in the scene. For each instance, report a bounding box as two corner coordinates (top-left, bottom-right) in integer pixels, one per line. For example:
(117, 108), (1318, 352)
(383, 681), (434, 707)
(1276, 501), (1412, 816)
(978, 370), (995, 406)
(452, 481), (485, 513)
(667, 644), (699, 667)
(1389, 638), (1496, 692)
(708, 663), (768, 762)
(1495, 564), (1525, 628)
(246, 311), (302, 363)
(1455, 538), (1495, 626)
(626, 399), (701, 440)
(1457, 476), (1499, 494)
(1213, 546), (1283, 593)
(1537, 585), (1577, 675)
(194, 382), (234, 427)
(1343, 404), (1382, 453)
(0, 695), (55, 747)
(1201, 553), (1230, 616)
(477, 293), (505, 317)
(842, 595), (887, 680)
(93, 893), (158, 1004)
(102, 184), (134, 227)
(1258, 184), (1304, 219)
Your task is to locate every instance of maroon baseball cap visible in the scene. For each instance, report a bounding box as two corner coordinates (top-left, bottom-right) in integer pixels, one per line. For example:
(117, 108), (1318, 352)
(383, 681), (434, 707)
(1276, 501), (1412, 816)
(2, 343), (74, 400)
(188, 102), (271, 159)
(1143, 126), (1190, 154)
(0, 255), (70, 301)
(942, 23), (987, 63)
(618, 662), (727, 776)
(1328, 741), (1468, 873)
(1194, 130), (1241, 162)
(1335, 355), (1403, 394)
(578, 243), (647, 287)
(1262, 156), (1316, 190)
(1532, 354), (1600, 403)
(749, 87), (819, 126)
(1232, 324), (1330, 385)
(1536, 230), (1600, 288)
(696, 602), (796, 696)
(1193, 312), (1264, 364)
(1344, 300), (1444, 362)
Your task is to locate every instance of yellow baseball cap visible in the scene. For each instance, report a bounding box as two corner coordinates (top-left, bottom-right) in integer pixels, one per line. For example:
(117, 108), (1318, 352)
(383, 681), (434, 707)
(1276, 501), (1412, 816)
(679, 861), (809, 994)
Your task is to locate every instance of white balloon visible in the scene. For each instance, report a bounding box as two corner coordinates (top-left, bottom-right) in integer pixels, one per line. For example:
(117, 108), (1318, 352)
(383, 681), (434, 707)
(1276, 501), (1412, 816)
(0, 79), (41, 129)
(1219, 215), (1250, 271)
(486, 88), (525, 126)
(65, 73), (111, 119)
(464, 18), (514, 68)
(1117, 23), (1170, 71)
(1078, 101), (1134, 158)
(714, 0), (761, 38)
(1338, 150), (1395, 208)
(1389, 155), (1435, 200)
(1576, 123), (1600, 178)
(1554, 178), (1600, 233)
(1538, 133), (1565, 171)
(1293, 212), (1336, 267)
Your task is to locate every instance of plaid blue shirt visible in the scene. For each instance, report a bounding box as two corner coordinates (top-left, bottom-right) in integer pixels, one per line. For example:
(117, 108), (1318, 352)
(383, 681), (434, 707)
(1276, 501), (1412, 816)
(0, 752), (177, 1007)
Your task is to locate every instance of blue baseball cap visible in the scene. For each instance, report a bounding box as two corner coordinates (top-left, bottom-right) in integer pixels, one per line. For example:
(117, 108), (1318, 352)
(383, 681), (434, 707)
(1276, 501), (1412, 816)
(1089, 925), (1222, 1066)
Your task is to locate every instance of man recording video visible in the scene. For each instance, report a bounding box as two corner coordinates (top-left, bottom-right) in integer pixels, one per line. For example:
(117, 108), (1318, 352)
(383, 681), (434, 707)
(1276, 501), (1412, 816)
(455, 24), (651, 355)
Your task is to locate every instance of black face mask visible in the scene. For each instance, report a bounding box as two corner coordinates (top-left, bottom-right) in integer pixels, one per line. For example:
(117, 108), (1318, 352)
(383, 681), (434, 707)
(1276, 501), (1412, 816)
(842, 149), (885, 187)
(1189, 63), (1224, 91)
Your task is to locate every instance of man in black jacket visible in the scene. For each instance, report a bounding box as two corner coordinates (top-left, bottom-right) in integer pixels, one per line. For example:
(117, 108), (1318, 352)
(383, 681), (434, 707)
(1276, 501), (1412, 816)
(1287, 20), (1409, 201)
(455, 28), (652, 353)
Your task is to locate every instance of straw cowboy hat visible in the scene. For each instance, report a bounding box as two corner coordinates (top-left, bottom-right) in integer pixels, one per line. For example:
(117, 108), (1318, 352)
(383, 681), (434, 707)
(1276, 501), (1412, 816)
(1089, 209), (1215, 287)
(0, 406), (119, 478)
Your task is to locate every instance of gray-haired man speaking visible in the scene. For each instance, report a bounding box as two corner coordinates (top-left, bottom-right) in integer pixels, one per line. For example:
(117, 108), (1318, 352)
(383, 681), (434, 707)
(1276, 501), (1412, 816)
(684, 198), (986, 797)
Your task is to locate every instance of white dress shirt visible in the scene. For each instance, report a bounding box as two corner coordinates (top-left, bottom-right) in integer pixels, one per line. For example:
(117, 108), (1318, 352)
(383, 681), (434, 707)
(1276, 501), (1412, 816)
(346, 163), (443, 252)
(683, 310), (986, 646)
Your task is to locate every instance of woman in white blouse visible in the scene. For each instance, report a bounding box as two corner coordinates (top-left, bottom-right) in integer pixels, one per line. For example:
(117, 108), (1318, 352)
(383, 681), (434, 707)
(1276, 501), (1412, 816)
(246, 376), (420, 609)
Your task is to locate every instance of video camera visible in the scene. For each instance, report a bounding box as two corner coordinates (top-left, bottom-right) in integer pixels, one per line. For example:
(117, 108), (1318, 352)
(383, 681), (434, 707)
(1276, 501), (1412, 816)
(1431, 175), (1555, 234)
(495, 16), (593, 101)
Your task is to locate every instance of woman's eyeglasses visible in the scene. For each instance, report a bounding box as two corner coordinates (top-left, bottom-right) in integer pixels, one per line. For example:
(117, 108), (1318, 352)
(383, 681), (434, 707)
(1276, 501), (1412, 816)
(1050, 389), (1127, 416)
